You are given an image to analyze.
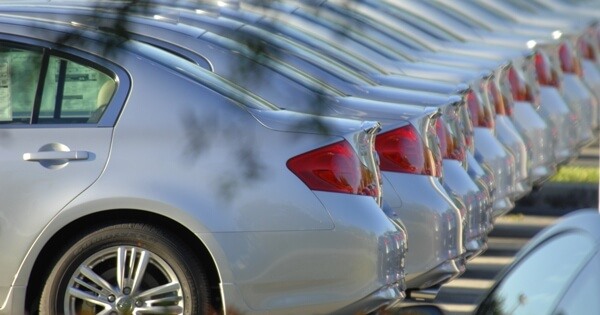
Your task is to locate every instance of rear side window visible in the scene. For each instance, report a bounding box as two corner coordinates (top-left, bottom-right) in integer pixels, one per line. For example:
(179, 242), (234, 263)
(0, 46), (42, 122)
(0, 42), (116, 125)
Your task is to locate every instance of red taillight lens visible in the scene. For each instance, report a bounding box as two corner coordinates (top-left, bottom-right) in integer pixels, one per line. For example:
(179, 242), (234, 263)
(436, 117), (466, 162)
(287, 140), (378, 197)
(469, 89), (495, 129)
(467, 90), (482, 127)
(507, 65), (534, 102)
(578, 36), (596, 61)
(535, 51), (561, 87)
(487, 79), (507, 116)
(499, 73), (514, 117)
(458, 98), (475, 152)
(375, 125), (440, 177)
(558, 42), (583, 77)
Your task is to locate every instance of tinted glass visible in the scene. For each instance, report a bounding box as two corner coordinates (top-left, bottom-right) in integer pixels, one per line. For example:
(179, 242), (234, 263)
(477, 232), (595, 315)
(473, 3), (517, 21)
(0, 45), (42, 123)
(127, 41), (278, 110)
(383, 4), (461, 41)
(0, 42), (115, 125)
(40, 56), (114, 123)
(553, 252), (600, 315)
(504, 0), (540, 13)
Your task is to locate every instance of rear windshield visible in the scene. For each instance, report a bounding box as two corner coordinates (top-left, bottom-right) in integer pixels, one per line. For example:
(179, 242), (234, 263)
(128, 40), (278, 111)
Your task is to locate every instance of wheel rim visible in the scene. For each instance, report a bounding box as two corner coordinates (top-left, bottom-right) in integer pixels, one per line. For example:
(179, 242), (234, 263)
(64, 245), (184, 315)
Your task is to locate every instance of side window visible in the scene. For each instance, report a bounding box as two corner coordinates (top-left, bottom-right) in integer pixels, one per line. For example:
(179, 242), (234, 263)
(553, 252), (600, 315)
(0, 46), (43, 123)
(476, 232), (595, 315)
(0, 42), (116, 125)
(39, 56), (115, 124)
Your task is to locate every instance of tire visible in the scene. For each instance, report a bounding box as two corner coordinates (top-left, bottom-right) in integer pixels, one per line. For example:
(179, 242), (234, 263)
(39, 223), (210, 315)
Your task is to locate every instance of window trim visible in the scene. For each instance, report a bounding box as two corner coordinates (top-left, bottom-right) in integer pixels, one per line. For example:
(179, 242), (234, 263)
(0, 34), (130, 128)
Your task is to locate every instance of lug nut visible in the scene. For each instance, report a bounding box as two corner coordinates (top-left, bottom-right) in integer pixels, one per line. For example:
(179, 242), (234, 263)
(123, 287), (131, 295)
(107, 295), (116, 302)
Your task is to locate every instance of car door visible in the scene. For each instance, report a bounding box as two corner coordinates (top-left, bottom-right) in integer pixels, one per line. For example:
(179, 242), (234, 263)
(0, 41), (123, 302)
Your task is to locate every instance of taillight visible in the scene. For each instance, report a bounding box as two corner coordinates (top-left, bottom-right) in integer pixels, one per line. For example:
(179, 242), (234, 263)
(578, 36), (596, 61)
(467, 90), (482, 127)
(458, 98), (475, 153)
(507, 65), (534, 102)
(287, 140), (379, 197)
(487, 78), (507, 116)
(436, 117), (466, 162)
(558, 42), (583, 77)
(499, 71), (514, 117)
(468, 89), (495, 129)
(375, 125), (441, 177)
(534, 51), (561, 88)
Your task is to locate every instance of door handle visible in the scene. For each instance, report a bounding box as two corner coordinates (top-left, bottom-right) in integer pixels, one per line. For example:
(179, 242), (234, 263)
(23, 151), (89, 162)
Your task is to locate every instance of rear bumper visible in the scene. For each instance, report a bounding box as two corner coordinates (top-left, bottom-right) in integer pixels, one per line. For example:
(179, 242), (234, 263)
(382, 172), (465, 290)
(492, 196), (515, 218)
(473, 128), (516, 218)
(512, 180), (532, 201)
(332, 284), (406, 315)
(405, 256), (466, 290)
(441, 159), (489, 258)
(212, 192), (405, 314)
(531, 164), (556, 187)
(464, 236), (488, 261)
(539, 86), (578, 164)
(512, 101), (557, 185)
(563, 74), (595, 148)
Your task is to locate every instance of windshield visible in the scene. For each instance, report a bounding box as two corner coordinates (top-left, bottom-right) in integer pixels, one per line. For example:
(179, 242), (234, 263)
(470, 2), (520, 22)
(504, 0), (542, 13)
(237, 23), (380, 84)
(253, 13), (391, 74)
(326, 2), (427, 52)
(379, 1), (464, 41)
(287, 5), (413, 61)
(476, 232), (595, 315)
(200, 32), (346, 96)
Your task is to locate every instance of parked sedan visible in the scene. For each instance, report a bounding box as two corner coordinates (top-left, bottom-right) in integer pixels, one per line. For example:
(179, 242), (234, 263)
(0, 14), (408, 315)
(0, 4), (479, 294)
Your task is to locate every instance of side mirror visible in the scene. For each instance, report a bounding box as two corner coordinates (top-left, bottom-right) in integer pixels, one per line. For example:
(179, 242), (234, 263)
(392, 305), (446, 315)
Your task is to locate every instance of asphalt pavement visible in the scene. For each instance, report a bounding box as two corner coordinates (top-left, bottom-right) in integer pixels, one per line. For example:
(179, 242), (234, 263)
(394, 139), (599, 315)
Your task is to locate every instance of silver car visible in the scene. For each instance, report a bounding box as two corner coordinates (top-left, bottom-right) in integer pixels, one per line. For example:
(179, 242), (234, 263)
(104, 12), (469, 290)
(397, 0), (597, 151)
(478, 0), (600, 132)
(0, 4), (475, 293)
(0, 14), (408, 315)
